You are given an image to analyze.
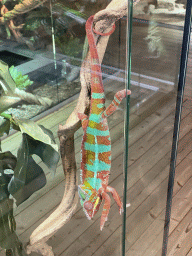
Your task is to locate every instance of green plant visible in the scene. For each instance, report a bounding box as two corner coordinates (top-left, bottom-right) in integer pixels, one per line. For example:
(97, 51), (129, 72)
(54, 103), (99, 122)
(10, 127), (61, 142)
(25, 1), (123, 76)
(54, 3), (86, 18)
(9, 66), (33, 90)
(56, 36), (83, 57)
(0, 59), (57, 255)
(0, 61), (52, 108)
(0, 113), (60, 255)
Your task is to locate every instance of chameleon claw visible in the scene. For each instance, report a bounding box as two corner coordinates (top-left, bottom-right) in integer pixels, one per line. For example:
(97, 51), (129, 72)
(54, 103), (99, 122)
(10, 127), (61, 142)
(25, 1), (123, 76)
(119, 203), (130, 215)
(100, 217), (108, 231)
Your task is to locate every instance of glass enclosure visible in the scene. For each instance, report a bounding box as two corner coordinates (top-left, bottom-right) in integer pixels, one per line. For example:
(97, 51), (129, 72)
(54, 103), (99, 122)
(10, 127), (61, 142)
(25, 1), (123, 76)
(0, 0), (190, 255)
(124, 1), (187, 255)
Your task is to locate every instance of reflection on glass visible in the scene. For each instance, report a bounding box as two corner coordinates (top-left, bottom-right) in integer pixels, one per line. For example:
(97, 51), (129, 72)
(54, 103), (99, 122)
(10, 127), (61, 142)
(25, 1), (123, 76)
(124, 1), (186, 255)
(0, 0), (88, 120)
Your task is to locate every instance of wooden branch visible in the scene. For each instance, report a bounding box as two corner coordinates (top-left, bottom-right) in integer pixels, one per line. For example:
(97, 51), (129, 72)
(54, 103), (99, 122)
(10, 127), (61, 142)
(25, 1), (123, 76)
(26, 0), (139, 254)
(0, 0), (46, 49)
(26, 134), (78, 256)
(0, 0), (47, 23)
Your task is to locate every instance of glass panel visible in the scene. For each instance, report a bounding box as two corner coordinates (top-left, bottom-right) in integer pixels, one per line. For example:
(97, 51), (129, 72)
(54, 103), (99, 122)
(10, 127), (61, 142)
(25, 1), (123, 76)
(0, 0), (87, 119)
(124, 1), (187, 255)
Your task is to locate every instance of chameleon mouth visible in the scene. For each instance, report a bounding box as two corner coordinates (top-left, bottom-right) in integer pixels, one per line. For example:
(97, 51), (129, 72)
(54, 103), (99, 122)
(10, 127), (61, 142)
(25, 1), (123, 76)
(83, 208), (92, 220)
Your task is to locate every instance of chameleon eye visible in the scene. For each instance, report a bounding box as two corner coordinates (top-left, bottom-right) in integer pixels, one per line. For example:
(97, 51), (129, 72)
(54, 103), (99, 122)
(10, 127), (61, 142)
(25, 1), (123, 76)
(84, 201), (93, 211)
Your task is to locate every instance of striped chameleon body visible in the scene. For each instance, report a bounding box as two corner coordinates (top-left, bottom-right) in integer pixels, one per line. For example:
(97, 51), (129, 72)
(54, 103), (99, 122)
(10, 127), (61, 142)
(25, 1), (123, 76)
(78, 15), (131, 231)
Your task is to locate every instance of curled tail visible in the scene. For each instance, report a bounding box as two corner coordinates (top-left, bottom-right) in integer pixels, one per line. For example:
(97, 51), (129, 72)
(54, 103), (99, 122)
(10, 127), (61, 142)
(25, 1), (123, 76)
(85, 15), (116, 114)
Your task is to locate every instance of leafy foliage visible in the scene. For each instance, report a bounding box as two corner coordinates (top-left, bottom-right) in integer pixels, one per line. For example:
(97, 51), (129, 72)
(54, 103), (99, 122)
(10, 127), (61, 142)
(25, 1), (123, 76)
(0, 97), (21, 115)
(23, 3), (85, 33)
(54, 3), (86, 18)
(0, 151), (24, 255)
(2, 0), (22, 3)
(0, 60), (58, 251)
(0, 114), (60, 253)
(145, 20), (164, 57)
(0, 151), (16, 174)
(2, 116), (60, 204)
(9, 66), (33, 90)
(0, 198), (23, 254)
(23, 9), (50, 31)
(0, 116), (11, 151)
(0, 118), (10, 137)
(55, 36), (83, 57)
(0, 60), (52, 108)
(22, 2), (85, 56)
(0, 61), (16, 93)
(7, 134), (47, 206)
(0, 1), (86, 253)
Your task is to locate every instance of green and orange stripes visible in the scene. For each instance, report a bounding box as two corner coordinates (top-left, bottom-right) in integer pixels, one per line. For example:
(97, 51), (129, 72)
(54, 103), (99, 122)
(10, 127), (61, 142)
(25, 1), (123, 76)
(78, 15), (130, 230)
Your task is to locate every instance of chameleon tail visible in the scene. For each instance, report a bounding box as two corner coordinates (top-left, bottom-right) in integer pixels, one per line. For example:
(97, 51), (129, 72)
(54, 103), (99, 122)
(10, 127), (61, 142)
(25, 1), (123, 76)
(86, 15), (117, 115)
(102, 89), (131, 118)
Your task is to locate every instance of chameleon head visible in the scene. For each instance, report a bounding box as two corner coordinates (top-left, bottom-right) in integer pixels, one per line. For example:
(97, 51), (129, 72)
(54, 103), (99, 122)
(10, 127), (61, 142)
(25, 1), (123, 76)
(78, 184), (102, 220)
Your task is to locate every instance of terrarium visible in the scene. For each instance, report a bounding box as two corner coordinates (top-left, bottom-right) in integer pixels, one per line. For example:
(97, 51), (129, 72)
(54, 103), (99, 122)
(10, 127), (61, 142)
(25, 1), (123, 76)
(0, 0), (190, 255)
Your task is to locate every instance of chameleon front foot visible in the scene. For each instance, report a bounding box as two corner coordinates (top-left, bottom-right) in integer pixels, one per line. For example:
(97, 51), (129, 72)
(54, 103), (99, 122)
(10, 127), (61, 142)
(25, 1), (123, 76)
(100, 186), (123, 230)
(107, 186), (123, 215)
(100, 192), (111, 231)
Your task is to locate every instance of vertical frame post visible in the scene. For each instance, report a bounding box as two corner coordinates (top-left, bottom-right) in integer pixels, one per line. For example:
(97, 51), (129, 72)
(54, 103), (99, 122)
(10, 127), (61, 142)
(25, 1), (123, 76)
(122, 0), (133, 255)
